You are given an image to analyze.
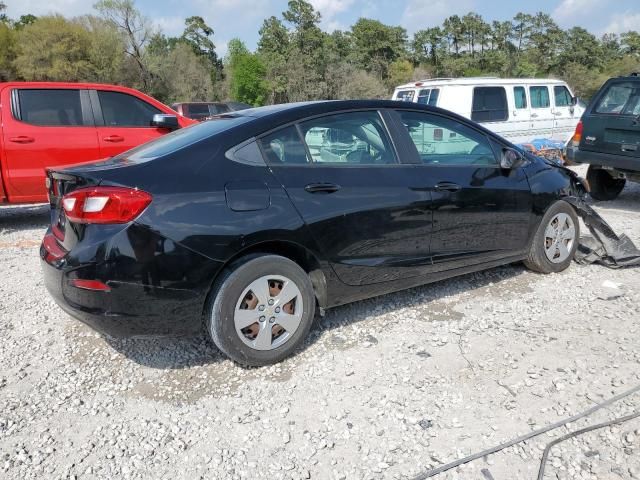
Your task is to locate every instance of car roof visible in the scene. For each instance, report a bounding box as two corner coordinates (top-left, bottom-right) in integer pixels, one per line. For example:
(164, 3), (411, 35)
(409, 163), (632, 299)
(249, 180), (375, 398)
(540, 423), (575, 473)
(394, 77), (568, 89)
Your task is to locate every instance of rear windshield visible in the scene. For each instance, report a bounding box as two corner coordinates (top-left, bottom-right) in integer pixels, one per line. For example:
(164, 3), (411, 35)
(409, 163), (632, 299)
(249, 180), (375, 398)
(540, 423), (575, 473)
(396, 90), (415, 102)
(594, 81), (640, 115)
(122, 115), (252, 163)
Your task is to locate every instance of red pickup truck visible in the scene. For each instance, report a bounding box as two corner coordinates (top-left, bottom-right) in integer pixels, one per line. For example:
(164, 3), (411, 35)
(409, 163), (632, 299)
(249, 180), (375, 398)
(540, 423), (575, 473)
(0, 82), (194, 204)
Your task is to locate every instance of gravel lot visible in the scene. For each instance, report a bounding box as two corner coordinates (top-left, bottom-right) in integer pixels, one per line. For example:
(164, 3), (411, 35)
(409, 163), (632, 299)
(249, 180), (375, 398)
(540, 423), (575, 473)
(1, 167), (639, 480)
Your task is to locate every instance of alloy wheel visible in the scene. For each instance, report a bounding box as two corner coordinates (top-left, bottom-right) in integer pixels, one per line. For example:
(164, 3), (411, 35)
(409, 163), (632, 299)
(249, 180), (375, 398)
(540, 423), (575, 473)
(543, 212), (576, 263)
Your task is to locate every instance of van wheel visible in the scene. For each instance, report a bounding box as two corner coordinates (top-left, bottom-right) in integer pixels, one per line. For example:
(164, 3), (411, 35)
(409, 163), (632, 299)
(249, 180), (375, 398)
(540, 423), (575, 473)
(587, 166), (625, 201)
(524, 201), (579, 274)
(206, 255), (316, 367)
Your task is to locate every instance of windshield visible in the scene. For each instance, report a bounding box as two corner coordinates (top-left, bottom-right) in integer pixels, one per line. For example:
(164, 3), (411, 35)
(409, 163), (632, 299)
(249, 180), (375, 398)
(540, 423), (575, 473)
(122, 115), (253, 163)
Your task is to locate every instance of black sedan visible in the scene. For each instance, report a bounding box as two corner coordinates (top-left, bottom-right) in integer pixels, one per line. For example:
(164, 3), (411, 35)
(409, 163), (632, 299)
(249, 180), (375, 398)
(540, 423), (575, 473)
(41, 100), (586, 366)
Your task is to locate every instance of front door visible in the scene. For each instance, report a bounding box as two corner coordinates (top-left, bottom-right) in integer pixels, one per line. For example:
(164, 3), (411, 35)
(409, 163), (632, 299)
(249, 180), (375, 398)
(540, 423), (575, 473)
(91, 90), (167, 158)
(552, 84), (580, 142)
(1, 88), (99, 203)
(529, 85), (555, 140)
(260, 110), (434, 286)
(392, 109), (533, 271)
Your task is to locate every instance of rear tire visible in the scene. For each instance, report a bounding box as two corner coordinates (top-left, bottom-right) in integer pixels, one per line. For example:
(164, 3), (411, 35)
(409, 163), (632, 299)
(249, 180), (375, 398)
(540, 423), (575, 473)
(206, 254), (315, 367)
(587, 166), (626, 201)
(524, 200), (579, 274)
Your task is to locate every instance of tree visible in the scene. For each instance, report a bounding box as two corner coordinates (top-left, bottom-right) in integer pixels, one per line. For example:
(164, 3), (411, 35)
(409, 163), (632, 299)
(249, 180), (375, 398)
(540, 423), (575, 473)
(14, 14), (37, 29)
(443, 15), (464, 55)
(413, 27), (444, 66)
(0, 21), (15, 80)
(258, 16), (290, 103)
(560, 27), (603, 70)
(387, 59), (413, 88)
(14, 16), (94, 81)
(512, 12), (533, 53)
(621, 31), (640, 56)
(350, 18), (408, 80)
(0, 2), (7, 23)
(227, 39), (267, 106)
(94, 0), (153, 90)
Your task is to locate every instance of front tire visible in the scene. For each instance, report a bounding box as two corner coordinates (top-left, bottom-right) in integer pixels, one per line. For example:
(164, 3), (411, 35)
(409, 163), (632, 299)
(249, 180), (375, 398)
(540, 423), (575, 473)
(206, 254), (316, 366)
(524, 201), (579, 274)
(587, 166), (626, 201)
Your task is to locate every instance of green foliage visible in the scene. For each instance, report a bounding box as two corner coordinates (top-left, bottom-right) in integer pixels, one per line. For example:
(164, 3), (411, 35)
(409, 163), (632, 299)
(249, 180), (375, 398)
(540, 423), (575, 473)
(227, 39), (267, 106)
(2, 0), (640, 105)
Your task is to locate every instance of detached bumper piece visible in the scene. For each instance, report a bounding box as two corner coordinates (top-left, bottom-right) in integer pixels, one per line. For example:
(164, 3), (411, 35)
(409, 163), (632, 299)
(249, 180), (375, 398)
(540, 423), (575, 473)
(565, 196), (640, 268)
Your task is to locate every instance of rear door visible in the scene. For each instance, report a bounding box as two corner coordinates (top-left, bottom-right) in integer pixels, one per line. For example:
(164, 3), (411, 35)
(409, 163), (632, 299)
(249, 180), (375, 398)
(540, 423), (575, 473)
(581, 79), (640, 159)
(1, 87), (99, 203)
(510, 85), (532, 144)
(529, 85), (554, 139)
(260, 109), (434, 286)
(392, 109), (533, 270)
(91, 89), (166, 158)
(552, 84), (579, 142)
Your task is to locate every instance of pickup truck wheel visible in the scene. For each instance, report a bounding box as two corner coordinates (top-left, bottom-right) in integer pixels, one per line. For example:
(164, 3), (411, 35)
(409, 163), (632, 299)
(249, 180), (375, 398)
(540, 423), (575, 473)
(587, 166), (626, 201)
(524, 201), (579, 274)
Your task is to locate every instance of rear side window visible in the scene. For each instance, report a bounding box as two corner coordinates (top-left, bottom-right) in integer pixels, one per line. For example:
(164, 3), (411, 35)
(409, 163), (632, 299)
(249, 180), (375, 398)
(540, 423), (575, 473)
(395, 90), (415, 102)
(399, 110), (497, 166)
(554, 86), (573, 107)
(259, 126), (310, 165)
(16, 89), (84, 126)
(97, 91), (161, 127)
(594, 82), (640, 115)
(530, 86), (550, 108)
(300, 111), (396, 165)
(472, 87), (508, 122)
(417, 89), (439, 106)
(514, 87), (527, 109)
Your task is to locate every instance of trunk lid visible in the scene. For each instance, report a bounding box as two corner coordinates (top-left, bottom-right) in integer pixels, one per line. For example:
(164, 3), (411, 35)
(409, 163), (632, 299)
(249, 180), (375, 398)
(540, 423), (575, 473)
(581, 79), (640, 160)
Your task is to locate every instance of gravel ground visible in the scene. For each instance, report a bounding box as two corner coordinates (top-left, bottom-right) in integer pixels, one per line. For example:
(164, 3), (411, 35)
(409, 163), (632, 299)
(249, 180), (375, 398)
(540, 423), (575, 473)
(1, 168), (639, 480)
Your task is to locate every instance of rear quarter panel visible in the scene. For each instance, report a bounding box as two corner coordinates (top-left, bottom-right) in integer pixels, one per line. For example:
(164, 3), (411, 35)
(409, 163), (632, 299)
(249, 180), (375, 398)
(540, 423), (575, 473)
(0, 85), (7, 202)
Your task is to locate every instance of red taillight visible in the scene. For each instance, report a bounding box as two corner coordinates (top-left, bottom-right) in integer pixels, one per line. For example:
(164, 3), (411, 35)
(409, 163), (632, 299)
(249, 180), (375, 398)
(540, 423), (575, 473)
(62, 187), (152, 224)
(71, 279), (111, 292)
(571, 121), (583, 147)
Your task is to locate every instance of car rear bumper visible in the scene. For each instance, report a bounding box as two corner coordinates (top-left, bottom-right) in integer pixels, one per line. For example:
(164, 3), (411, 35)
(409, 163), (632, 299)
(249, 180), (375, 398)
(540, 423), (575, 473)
(567, 147), (640, 172)
(40, 228), (222, 338)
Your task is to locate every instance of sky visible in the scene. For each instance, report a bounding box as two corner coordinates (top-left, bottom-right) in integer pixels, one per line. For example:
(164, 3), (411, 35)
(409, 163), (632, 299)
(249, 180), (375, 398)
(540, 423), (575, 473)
(5, 0), (640, 56)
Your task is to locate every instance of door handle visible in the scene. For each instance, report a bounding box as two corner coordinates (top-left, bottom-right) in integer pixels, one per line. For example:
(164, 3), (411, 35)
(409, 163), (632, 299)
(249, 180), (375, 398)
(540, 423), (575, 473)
(554, 111), (563, 116)
(434, 182), (462, 193)
(304, 183), (341, 194)
(531, 113), (539, 118)
(9, 135), (35, 144)
(103, 135), (124, 143)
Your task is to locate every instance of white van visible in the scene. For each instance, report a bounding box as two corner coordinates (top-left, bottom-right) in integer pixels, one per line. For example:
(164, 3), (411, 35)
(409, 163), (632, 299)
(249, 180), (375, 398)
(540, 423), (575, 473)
(391, 77), (585, 145)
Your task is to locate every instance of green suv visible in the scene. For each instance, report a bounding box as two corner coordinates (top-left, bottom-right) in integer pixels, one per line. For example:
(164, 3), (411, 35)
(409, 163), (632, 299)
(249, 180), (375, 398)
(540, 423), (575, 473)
(567, 74), (640, 200)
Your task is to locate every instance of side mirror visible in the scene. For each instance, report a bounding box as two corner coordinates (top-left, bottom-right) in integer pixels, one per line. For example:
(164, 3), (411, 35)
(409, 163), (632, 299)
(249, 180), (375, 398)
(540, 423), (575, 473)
(500, 148), (526, 169)
(570, 96), (578, 106)
(151, 114), (179, 130)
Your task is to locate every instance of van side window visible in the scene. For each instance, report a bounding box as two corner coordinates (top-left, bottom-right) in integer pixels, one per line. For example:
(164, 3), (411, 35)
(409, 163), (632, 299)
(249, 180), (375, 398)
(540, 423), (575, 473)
(395, 90), (415, 102)
(398, 110), (497, 166)
(417, 89), (439, 106)
(530, 86), (550, 108)
(514, 87), (527, 109)
(471, 87), (508, 122)
(16, 89), (84, 126)
(554, 86), (573, 107)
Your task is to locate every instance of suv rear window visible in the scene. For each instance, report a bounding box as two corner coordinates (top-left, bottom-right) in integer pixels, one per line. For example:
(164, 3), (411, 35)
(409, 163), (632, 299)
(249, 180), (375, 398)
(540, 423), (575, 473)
(472, 87), (508, 122)
(16, 89), (84, 126)
(594, 81), (640, 115)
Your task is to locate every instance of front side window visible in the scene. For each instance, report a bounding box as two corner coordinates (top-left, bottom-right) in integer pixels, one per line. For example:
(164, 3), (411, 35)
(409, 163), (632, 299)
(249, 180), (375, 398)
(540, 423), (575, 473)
(259, 126), (310, 165)
(16, 89), (84, 126)
(554, 86), (573, 107)
(97, 90), (161, 127)
(300, 111), (396, 165)
(471, 87), (508, 122)
(399, 110), (497, 166)
(530, 86), (550, 108)
(514, 86), (527, 109)
(594, 81), (640, 115)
